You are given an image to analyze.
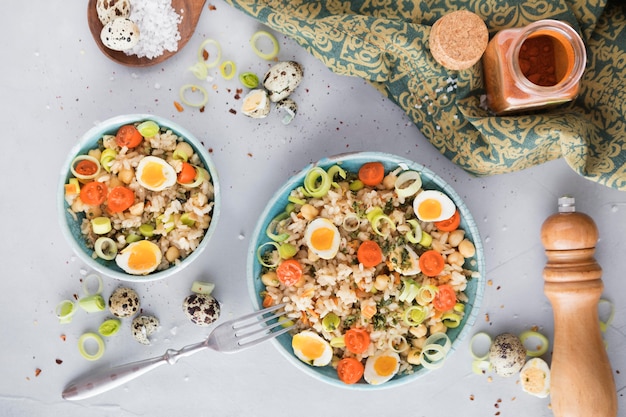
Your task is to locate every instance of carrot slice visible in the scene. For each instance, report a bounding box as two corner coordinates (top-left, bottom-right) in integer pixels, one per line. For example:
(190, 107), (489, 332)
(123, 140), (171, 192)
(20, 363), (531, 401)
(276, 259), (303, 286)
(344, 328), (370, 354)
(80, 182), (107, 206)
(358, 162), (385, 186)
(419, 250), (445, 276)
(435, 209), (461, 232)
(337, 357), (364, 384)
(107, 186), (135, 213)
(115, 125), (143, 149)
(74, 159), (99, 176)
(177, 162), (196, 184)
(433, 284), (457, 311)
(357, 240), (383, 268)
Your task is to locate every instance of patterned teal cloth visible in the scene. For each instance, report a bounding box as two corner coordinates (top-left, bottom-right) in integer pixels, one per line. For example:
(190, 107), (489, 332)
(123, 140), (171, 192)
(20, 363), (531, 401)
(223, 0), (626, 190)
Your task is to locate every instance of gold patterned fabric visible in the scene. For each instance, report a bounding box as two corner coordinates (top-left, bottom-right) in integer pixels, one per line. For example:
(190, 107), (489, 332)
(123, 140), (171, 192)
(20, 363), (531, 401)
(223, 0), (626, 190)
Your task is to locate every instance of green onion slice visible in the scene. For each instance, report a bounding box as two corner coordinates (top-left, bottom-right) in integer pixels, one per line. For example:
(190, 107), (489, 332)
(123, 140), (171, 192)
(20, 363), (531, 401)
(180, 84), (209, 108)
(342, 213), (361, 232)
(519, 330), (549, 357)
(219, 60), (236, 80)
(394, 170), (422, 198)
(78, 294), (106, 313)
(189, 61), (209, 80)
(197, 38), (222, 68)
(70, 155), (101, 180)
(77, 332), (105, 361)
(55, 300), (76, 324)
(420, 333), (452, 370)
(172, 149), (189, 162)
(349, 180), (364, 191)
(416, 284), (438, 306)
(82, 273), (103, 296)
(266, 212), (290, 242)
(327, 165), (346, 188)
(139, 224), (155, 237)
(239, 72), (259, 88)
(256, 241), (280, 268)
(100, 148), (117, 173)
(278, 242), (297, 259)
(303, 167), (332, 198)
(191, 280), (215, 295)
(180, 165), (207, 188)
(94, 237), (118, 260)
(91, 217), (112, 235)
(136, 120), (160, 138)
(287, 195), (306, 205)
(366, 207), (396, 237)
(403, 305), (428, 326)
(322, 312), (340, 332)
(388, 336), (409, 353)
(330, 336), (345, 348)
(442, 312), (462, 328)
(419, 231), (433, 248)
(404, 219), (422, 244)
(99, 319), (121, 337)
(250, 30), (280, 60)
(469, 331), (492, 360)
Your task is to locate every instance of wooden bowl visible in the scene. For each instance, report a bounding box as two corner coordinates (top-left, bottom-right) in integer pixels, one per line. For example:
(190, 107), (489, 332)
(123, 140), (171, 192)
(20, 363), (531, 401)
(87, 0), (207, 67)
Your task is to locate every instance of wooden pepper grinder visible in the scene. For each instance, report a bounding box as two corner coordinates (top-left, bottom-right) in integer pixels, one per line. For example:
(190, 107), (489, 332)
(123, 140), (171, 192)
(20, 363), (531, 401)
(541, 196), (617, 417)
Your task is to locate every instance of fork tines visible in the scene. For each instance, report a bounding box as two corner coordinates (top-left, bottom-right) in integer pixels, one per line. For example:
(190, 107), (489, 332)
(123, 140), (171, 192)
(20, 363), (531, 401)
(231, 303), (295, 348)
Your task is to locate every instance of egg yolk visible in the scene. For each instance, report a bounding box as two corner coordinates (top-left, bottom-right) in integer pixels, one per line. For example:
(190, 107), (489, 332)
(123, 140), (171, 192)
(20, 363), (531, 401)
(141, 161), (167, 189)
(418, 199), (442, 220)
(293, 334), (326, 359)
(127, 241), (158, 271)
(310, 227), (334, 250)
(374, 355), (397, 376)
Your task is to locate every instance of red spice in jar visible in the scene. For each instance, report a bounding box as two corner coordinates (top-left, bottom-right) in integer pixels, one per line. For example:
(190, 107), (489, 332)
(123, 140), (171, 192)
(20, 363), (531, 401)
(518, 35), (558, 87)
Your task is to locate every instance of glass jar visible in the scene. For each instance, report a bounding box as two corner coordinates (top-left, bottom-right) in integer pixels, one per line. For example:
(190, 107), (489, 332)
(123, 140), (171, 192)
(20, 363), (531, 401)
(482, 20), (587, 114)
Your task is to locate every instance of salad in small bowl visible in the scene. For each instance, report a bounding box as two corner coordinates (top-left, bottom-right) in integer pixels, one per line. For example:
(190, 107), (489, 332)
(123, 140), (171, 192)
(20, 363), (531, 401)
(58, 114), (220, 282)
(247, 152), (485, 388)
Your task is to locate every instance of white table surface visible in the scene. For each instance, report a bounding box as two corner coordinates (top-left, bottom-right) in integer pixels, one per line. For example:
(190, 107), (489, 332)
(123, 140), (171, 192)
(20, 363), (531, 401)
(2, 2), (625, 416)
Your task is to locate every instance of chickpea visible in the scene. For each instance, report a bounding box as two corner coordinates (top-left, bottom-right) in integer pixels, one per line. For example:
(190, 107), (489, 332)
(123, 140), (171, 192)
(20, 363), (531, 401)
(108, 176), (123, 188)
(165, 246), (180, 263)
(300, 203), (319, 220)
(118, 168), (135, 185)
(382, 173), (397, 190)
(429, 321), (447, 335)
(373, 274), (390, 291)
(88, 148), (102, 160)
(85, 205), (102, 219)
(261, 271), (280, 287)
(447, 251), (465, 266)
(448, 229), (465, 247)
(409, 324), (428, 339)
(458, 239), (476, 258)
(406, 348), (422, 365)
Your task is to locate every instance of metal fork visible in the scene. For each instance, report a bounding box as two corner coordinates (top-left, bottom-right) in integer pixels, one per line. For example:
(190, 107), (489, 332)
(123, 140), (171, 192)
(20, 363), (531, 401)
(62, 303), (293, 401)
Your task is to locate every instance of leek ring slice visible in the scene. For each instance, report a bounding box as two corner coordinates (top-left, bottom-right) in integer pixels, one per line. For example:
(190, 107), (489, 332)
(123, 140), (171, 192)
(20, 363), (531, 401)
(78, 332), (105, 361)
(179, 84), (208, 108)
(469, 332), (492, 360)
(70, 155), (101, 180)
(250, 30), (280, 60)
(519, 330), (549, 357)
(395, 170), (422, 198)
(198, 38), (222, 68)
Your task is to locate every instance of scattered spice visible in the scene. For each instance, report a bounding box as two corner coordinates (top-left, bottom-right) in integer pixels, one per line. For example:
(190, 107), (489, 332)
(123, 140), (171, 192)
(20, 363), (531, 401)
(56, 359), (63, 365)
(208, 4), (216, 10)
(60, 334), (67, 341)
(35, 368), (42, 377)
(174, 101), (184, 112)
(229, 108), (237, 115)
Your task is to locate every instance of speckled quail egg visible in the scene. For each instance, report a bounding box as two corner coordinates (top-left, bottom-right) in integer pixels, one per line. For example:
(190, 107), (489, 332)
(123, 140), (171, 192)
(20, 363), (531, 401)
(520, 357), (551, 398)
(292, 330), (333, 367)
(276, 98), (298, 124)
(488, 333), (527, 377)
(100, 17), (140, 52)
(96, 0), (131, 25)
(304, 218), (341, 260)
(131, 315), (160, 345)
(388, 244), (421, 275)
(363, 350), (400, 385)
(115, 240), (163, 275)
(241, 89), (271, 118)
(263, 61), (304, 102)
(182, 294), (221, 326)
(135, 156), (177, 191)
(108, 287), (140, 318)
(412, 190), (456, 222)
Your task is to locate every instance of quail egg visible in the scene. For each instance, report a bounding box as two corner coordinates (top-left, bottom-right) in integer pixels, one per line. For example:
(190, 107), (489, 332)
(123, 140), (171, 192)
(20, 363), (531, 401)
(276, 98), (298, 124)
(100, 17), (140, 52)
(520, 357), (551, 398)
(292, 330), (333, 366)
(263, 61), (304, 102)
(412, 190), (456, 222)
(182, 293), (221, 326)
(131, 315), (160, 345)
(388, 244), (421, 275)
(96, 0), (131, 25)
(115, 240), (163, 275)
(363, 350), (400, 385)
(241, 89), (271, 118)
(489, 333), (527, 377)
(304, 218), (341, 260)
(108, 287), (140, 318)
(135, 156), (177, 192)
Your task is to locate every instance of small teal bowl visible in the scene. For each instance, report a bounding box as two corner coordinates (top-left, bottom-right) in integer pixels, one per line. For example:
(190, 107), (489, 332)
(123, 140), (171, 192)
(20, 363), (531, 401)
(58, 114), (221, 282)
(247, 152), (485, 389)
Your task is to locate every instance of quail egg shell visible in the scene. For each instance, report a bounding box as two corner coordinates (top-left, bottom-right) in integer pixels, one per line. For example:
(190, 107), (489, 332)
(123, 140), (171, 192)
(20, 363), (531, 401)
(135, 156), (177, 191)
(263, 61), (304, 102)
(292, 330), (333, 366)
(115, 240), (163, 275)
(241, 89), (270, 118)
(131, 315), (160, 345)
(304, 218), (341, 260)
(108, 287), (140, 318)
(182, 294), (221, 326)
(100, 17), (140, 52)
(412, 190), (456, 222)
(388, 244), (421, 276)
(363, 350), (400, 385)
(276, 98), (298, 124)
(520, 357), (551, 398)
(96, 0), (131, 25)
(489, 333), (527, 377)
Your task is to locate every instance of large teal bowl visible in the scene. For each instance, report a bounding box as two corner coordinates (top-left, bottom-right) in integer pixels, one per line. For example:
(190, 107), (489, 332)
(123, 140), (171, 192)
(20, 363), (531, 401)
(58, 114), (221, 282)
(247, 152), (485, 389)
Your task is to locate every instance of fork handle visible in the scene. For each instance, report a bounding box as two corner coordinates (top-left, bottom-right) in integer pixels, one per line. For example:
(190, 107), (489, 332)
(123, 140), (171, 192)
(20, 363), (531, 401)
(62, 340), (208, 401)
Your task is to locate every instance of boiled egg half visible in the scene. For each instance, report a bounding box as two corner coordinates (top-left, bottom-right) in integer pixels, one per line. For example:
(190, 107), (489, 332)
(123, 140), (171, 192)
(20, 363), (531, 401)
(412, 190), (456, 222)
(292, 330), (333, 366)
(115, 240), (162, 275)
(364, 350), (400, 385)
(304, 218), (341, 260)
(388, 244), (421, 276)
(136, 156), (177, 191)
(520, 357), (551, 398)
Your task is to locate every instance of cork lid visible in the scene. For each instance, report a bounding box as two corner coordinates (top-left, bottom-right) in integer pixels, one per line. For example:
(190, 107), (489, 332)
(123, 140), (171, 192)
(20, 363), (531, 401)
(429, 10), (489, 71)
